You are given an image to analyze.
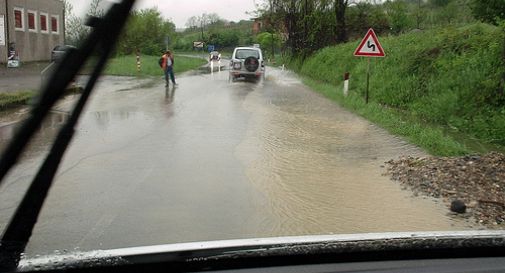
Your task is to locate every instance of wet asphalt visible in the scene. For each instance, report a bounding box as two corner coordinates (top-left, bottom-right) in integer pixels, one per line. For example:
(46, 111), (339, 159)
(0, 67), (476, 256)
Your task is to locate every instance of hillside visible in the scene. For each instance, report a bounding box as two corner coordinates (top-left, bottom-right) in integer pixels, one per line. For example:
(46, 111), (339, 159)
(289, 23), (505, 155)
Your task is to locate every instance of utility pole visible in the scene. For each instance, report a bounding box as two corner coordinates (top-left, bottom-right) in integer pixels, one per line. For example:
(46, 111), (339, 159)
(201, 20), (203, 41)
(200, 19), (204, 54)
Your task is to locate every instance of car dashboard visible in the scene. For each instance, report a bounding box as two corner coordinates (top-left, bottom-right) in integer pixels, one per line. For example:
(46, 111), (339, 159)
(15, 231), (505, 273)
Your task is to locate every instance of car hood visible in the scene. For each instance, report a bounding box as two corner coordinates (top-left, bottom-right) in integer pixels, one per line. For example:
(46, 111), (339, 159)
(17, 230), (505, 271)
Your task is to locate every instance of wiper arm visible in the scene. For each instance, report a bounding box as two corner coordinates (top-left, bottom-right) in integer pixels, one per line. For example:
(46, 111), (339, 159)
(0, 0), (135, 271)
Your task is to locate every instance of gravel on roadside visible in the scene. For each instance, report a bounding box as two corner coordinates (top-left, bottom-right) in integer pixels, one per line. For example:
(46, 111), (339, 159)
(385, 152), (505, 228)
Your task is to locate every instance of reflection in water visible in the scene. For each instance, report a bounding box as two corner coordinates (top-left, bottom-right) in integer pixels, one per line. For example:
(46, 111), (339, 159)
(165, 85), (176, 104)
(0, 72), (478, 257)
(93, 111), (111, 130)
(236, 69), (476, 235)
(0, 123), (15, 144)
(93, 110), (137, 130)
(0, 112), (69, 158)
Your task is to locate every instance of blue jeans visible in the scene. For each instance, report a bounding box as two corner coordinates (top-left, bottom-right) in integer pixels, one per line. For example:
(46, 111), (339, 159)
(164, 66), (175, 84)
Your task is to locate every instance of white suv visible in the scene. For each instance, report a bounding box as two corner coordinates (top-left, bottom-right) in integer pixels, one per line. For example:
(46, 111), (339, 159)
(229, 46), (265, 81)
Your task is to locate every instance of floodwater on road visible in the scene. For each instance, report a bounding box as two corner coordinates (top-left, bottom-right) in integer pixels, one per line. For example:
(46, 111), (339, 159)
(0, 68), (476, 257)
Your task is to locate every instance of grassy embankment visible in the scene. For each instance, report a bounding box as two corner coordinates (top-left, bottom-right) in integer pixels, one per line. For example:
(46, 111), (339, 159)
(284, 23), (505, 156)
(0, 55), (205, 111)
(0, 91), (35, 110)
(104, 55), (207, 77)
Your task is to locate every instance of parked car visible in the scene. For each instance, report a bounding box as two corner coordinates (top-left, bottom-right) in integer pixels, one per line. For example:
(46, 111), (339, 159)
(229, 46), (265, 82)
(51, 45), (76, 63)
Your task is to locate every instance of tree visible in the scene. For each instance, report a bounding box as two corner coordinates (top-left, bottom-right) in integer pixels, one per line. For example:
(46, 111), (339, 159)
(87, 0), (105, 18)
(335, 0), (349, 42)
(347, 2), (390, 39)
(117, 8), (176, 55)
(186, 16), (199, 30)
(413, 0), (426, 29)
(256, 32), (282, 58)
(256, 0), (338, 56)
(470, 0), (505, 25)
(63, 0), (102, 46)
(192, 13), (222, 29)
(208, 30), (240, 48)
(206, 13), (222, 25)
(384, 0), (413, 34)
(437, 1), (458, 24)
(429, 0), (451, 7)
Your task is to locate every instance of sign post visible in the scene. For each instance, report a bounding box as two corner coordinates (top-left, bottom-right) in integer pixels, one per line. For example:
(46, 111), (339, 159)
(193, 41), (204, 49)
(353, 28), (385, 103)
(366, 58), (370, 103)
(136, 48), (141, 73)
(344, 72), (350, 96)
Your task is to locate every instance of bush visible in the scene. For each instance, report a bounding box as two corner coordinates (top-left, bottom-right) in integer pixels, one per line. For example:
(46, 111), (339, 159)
(471, 0), (505, 25)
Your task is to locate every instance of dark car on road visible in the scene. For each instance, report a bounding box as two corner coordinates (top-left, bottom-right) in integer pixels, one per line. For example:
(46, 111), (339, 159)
(51, 45), (76, 63)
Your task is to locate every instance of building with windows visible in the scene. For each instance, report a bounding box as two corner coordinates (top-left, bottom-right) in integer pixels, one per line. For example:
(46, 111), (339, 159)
(0, 0), (65, 63)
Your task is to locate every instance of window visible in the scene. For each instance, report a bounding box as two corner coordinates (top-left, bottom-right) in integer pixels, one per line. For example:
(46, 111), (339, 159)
(28, 10), (37, 32)
(235, 49), (260, 59)
(51, 15), (59, 34)
(40, 13), (48, 33)
(13, 7), (24, 31)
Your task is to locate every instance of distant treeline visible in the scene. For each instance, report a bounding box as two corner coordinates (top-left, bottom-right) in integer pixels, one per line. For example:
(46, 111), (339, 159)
(254, 0), (505, 57)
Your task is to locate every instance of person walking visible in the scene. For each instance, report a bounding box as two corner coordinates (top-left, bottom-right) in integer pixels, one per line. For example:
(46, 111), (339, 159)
(161, 50), (177, 87)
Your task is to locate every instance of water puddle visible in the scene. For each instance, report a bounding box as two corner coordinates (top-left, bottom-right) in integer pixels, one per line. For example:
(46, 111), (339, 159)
(236, 68), (477, 235)
(0, 111), (69, 158)
(0, 70), (481, 257)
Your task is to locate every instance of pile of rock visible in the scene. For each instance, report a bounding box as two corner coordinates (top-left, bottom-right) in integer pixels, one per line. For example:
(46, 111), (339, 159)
(385, 152), (505, 228)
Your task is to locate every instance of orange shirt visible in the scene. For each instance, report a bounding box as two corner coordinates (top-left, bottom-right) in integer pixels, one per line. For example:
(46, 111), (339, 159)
(162, 54), (174, 69)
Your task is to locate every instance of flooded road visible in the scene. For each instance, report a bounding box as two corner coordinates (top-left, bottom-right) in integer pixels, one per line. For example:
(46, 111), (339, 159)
(0, 68), (476, 256)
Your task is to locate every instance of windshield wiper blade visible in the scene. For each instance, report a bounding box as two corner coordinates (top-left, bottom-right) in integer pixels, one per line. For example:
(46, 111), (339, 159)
(0, 1), (135, 271)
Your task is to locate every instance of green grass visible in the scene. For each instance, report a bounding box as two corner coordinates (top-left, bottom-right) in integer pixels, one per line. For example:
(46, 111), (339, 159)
(104, 55), (206, 77)
(0, 91), (35, 110)
(302, 78), (469, 156)
(287, 23), (505, 156)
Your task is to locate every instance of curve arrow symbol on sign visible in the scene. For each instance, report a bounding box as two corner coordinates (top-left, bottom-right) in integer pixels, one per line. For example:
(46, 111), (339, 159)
(367, 41), (376, 52)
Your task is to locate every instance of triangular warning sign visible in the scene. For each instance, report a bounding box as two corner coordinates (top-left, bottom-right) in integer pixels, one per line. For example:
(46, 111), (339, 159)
(354, 28), (385, 57)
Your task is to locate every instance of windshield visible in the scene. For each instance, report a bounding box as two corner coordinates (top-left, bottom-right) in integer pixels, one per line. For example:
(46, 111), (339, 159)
(0, 0), (504, 264)
(235, 49), (260, 59)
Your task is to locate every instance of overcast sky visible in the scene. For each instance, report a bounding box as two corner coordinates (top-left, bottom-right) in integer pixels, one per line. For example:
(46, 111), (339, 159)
(67, 0), (260, 29)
